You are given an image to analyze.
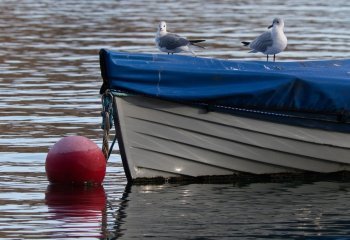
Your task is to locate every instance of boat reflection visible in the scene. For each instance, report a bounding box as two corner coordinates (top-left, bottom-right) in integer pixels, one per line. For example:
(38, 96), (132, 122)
(112, 181), (350, 239)
(45, 184), (107, 239)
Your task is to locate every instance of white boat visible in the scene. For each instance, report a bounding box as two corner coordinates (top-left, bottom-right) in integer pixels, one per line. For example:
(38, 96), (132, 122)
(99, 49), (350, 183)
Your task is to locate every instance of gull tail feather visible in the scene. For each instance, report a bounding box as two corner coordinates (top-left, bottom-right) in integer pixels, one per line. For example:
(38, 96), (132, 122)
(189, 39), (205, 43)
(189, 39), (205, 49)
(241, 41), (250, 46)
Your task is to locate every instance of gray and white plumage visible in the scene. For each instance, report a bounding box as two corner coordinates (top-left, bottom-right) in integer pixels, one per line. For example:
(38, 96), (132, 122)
(242, 18), (287, 62)
(155, 21), (205, 56)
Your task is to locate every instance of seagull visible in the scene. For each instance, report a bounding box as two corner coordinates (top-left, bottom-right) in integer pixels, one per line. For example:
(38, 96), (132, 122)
(155, 21), (205, 56)
(241, 17), (287, 62)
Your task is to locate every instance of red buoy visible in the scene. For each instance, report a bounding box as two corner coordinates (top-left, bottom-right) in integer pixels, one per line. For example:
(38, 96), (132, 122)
(46, 136), (106, 185)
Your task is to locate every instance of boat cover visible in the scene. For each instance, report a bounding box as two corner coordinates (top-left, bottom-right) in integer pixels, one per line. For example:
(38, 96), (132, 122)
(100, 49), (350, 115)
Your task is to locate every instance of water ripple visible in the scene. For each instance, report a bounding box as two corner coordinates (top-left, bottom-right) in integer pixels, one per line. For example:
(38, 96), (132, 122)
(1, 0), (350, 238)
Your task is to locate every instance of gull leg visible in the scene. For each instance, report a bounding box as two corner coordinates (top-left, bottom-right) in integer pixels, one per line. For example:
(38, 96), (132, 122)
(190, 49), (197, 57)
(266, 55), (269, 62)
(273, 54), (276, 62)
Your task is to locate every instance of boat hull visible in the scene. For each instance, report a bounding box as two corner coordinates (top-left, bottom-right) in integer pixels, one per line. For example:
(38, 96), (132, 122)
(114, 95), (350, 181)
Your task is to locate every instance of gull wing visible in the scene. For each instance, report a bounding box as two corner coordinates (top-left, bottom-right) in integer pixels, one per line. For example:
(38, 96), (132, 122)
(158, 33), (189, 50)
(249, 31), (273, 53)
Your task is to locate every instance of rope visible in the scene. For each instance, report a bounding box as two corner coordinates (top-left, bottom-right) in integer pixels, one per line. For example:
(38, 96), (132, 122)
(101, 90), (114, 161)
(102, 111), (110, 160)
(108, 131), (118, 159)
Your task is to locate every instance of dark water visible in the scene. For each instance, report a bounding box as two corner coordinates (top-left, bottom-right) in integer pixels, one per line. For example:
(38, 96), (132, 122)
(117, 182), (350, 239)
(1, 0), (350, 239)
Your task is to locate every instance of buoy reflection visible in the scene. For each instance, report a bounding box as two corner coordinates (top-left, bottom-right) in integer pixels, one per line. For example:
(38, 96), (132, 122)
(45, 184), (107, 238)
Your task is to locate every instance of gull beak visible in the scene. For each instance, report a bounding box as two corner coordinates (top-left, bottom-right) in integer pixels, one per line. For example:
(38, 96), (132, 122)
(268, 24), (273, 29)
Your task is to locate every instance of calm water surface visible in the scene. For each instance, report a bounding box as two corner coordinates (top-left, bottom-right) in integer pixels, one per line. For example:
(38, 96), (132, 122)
(1, 0), (350, 239)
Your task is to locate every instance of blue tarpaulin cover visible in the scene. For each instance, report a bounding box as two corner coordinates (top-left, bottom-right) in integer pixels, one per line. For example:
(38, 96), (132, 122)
(100, 49), (350, 115)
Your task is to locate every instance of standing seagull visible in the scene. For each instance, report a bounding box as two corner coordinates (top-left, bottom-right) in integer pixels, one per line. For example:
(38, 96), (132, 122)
(241, 18), (287, 62)
(155, 21), (205, 56)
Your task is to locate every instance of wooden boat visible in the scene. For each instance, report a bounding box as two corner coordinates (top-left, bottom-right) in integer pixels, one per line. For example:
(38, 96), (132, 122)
(99, 49), (350, 183)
